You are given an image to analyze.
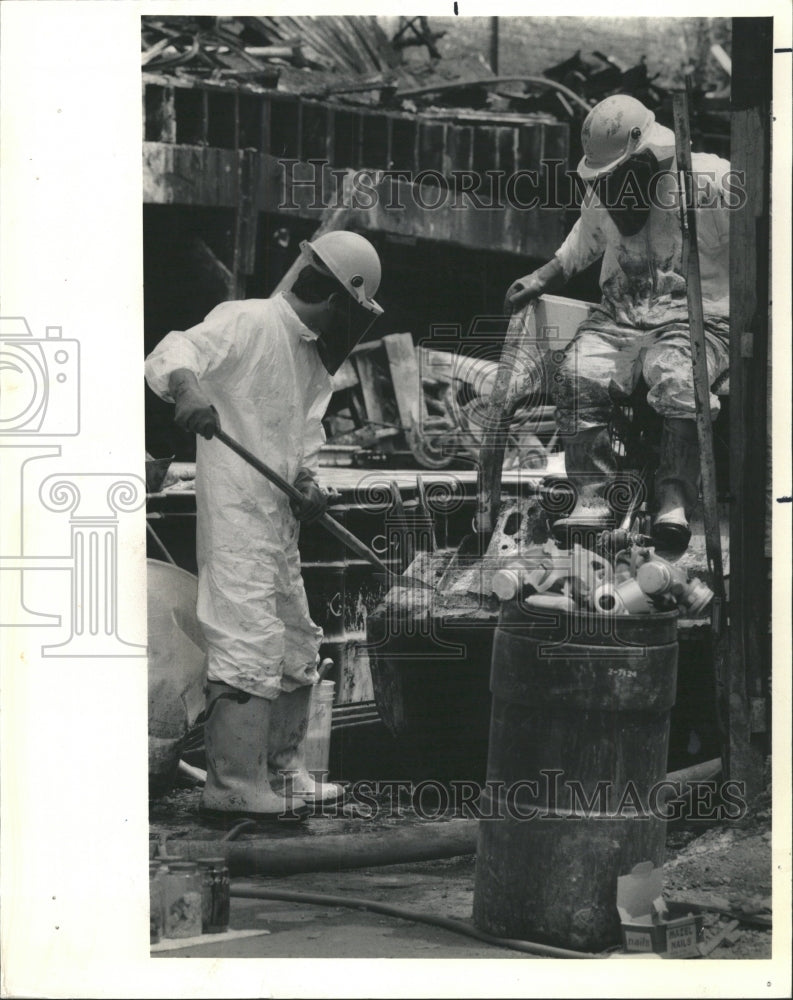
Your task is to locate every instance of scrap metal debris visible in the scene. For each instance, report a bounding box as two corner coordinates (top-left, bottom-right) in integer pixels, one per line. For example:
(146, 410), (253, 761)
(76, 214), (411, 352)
(141, 14), (413, 92)
(324, 334), (558, 471)
(141, 14), (728, 148)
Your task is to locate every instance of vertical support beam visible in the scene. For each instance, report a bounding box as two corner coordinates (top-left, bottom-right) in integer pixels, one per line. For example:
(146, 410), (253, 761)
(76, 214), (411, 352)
(144, 84), (176, 143)
(231, 92), (246, 299)
(673, 88), (725, 594)
(727, 16), (772, 797)
(489, 17), (499, 75)
(385, 115), (394, 171)
(200, 90), (209, 145)
(159, 86), (176, 143)
(260, 93), (271, 155)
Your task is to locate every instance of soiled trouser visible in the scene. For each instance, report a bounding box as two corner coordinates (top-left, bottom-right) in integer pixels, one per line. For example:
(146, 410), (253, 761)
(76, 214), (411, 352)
(198, 546), (323, 701)
(552, 314), (730, 435)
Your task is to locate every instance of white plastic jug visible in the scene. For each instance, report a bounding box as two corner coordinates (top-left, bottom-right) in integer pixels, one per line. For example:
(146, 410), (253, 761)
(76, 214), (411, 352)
(303, 680), (335, 779)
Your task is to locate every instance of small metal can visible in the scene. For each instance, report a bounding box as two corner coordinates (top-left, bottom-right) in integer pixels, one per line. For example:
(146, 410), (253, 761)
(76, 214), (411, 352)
(162, 861), (203, 939)
(197, 857), (230, 934)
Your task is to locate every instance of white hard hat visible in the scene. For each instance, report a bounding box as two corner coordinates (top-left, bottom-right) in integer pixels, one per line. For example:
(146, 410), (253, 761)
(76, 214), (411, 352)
(300, 231), (383, 315)
(577, 95), (675, 181)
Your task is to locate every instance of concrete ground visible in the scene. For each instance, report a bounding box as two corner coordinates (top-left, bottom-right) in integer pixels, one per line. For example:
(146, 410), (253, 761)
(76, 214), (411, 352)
(151, 857), (528, 959)
(150, 771), (772, 962)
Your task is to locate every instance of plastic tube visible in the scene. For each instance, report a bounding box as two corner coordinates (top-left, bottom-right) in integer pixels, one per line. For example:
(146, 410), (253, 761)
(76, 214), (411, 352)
(229, 884), (603, 959)
(593, 584), (622, 614)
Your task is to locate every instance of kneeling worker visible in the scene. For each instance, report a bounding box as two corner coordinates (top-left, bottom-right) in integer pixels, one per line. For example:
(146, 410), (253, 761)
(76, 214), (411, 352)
(505, 94), (730, 552)
(145, 232), (384, 820)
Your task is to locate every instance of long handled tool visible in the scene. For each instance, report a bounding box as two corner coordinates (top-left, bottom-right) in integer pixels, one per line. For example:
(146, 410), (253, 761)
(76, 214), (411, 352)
(213, 428), (436, 591)
(476, 299), (539, 539)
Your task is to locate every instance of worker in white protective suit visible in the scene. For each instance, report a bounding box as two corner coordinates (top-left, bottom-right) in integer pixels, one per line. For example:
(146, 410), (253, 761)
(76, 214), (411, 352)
(505, 94), (731, 552)
(145, 231), (383, 821)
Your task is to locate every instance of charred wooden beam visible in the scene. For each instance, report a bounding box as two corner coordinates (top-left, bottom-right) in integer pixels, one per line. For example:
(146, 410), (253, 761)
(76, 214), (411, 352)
(726, 16), (772, 797)
(144, 84), (176, 143)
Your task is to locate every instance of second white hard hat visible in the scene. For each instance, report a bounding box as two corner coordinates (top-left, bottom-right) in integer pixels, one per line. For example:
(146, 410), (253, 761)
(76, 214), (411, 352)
(300, 231), (383, 315)
(577, 94), (675, 181)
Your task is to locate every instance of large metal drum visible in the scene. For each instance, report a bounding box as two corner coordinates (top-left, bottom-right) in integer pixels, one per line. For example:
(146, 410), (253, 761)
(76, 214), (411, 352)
(473, 600), (679, 951)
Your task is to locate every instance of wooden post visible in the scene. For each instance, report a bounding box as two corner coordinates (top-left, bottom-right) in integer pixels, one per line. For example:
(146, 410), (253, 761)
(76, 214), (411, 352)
(672, 89), (726, 594)
(489, 17), (499, 76)
(726, 17), (772, 797)
(232, 149), (259, 299)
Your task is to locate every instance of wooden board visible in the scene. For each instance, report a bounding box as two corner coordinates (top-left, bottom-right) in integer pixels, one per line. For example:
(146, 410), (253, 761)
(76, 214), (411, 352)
(143, 144), (567, 258)
(353, 342), (390, 427)
(383, 332), (426, 430)
(330, 358), (359, 392)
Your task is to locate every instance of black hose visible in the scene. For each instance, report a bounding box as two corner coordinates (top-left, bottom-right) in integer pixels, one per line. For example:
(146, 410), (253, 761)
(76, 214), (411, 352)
(395, 75), (593, 114)
(230, 884), (603, 960)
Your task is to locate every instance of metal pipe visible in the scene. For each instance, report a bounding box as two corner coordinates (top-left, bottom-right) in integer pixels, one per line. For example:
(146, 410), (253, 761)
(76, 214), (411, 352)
(396, 75), (592, 114)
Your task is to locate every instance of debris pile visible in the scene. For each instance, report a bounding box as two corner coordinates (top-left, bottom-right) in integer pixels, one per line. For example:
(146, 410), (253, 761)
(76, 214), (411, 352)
(539, 49), (669, 114)
(491, 537), (714, 617)
(141, 14), (415, 93)
(141, 15), (728, 151)
(325, 334), (557, 471)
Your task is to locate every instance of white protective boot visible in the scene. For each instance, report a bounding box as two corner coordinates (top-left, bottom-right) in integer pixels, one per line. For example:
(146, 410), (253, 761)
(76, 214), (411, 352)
(268, 685), (345, 805)
(653, 418), (700, 554)
(552, 427), (616, 541)
(199, 681), (309, 821)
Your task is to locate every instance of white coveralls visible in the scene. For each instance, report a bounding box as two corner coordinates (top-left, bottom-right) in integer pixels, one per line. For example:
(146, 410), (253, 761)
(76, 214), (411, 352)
(145, 294), (332, 700)
(552, 152), (731, 434)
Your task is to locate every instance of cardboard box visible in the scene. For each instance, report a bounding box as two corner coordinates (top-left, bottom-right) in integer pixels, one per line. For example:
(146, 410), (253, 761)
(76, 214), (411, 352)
(617, 861), (705, 958)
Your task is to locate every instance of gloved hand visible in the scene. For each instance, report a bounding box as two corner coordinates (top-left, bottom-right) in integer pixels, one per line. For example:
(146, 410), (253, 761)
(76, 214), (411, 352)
(503, 272), (545, 315)
(290, 467), (329, 523)
(169, 369), (220, 439)
(503, 258), (565, 315)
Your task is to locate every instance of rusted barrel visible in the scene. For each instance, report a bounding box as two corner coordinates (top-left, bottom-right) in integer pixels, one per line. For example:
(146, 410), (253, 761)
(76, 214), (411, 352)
(473, 600), (679, 952)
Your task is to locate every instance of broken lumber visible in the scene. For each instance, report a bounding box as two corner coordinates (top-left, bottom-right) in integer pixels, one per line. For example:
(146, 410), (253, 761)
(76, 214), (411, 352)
(383, 332), (427, 430)
(697, 918), (741, 957)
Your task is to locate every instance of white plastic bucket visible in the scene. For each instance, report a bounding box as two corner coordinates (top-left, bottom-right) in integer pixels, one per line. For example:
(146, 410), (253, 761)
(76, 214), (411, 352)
(303, 680), (335, 779)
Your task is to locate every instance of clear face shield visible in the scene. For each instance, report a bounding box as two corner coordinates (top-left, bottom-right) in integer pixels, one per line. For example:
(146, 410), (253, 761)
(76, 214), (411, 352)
(317, 295), (381, 375)
(296, 243), (383, 375)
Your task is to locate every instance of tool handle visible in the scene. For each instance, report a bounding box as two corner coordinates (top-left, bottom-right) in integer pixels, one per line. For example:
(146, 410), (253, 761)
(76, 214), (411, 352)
(476, 300), (538, 536)
(213, 428), (422, 588)
(214, 428), (305, 504)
